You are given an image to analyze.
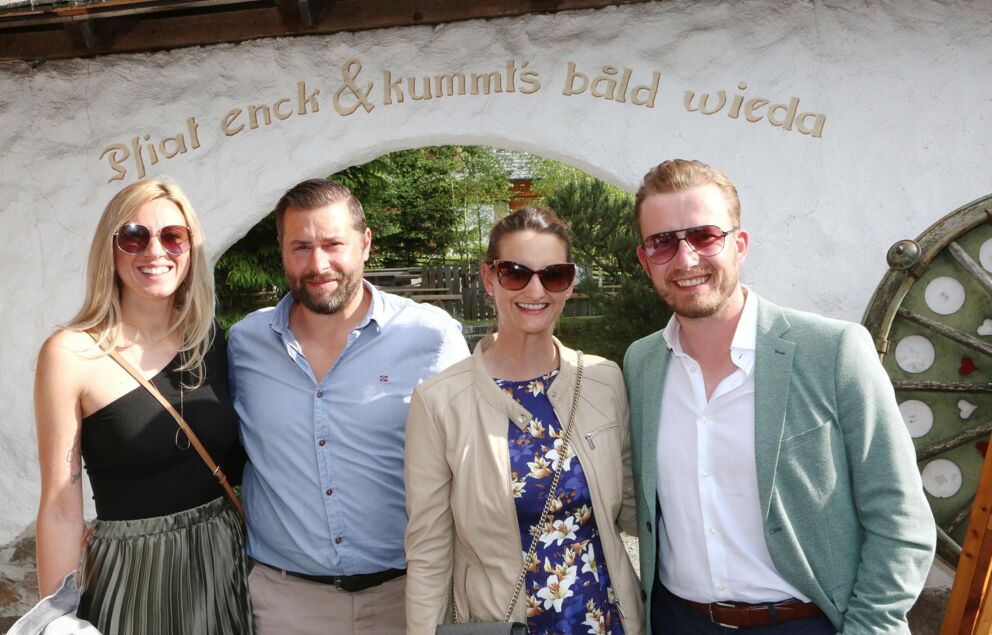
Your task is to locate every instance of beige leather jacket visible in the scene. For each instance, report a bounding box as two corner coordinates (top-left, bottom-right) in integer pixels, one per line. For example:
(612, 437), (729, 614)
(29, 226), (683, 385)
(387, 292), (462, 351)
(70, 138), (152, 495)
(404, 335), (645, 634)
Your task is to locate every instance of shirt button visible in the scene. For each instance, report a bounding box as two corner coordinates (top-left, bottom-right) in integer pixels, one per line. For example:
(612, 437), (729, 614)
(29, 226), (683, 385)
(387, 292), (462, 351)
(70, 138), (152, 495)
(325, 488), (333, 496)
(718, 584), (726, 592)
(702, 471), (710, 478)
(709, 527), (717, 535)
(550, 391), (557, 398)
(697, 416), (707, 425)
(316, 390), (324, 398)
(334, 537), (342, 544)
(689, 366), (697, 373)
(319, 439), (326, 447)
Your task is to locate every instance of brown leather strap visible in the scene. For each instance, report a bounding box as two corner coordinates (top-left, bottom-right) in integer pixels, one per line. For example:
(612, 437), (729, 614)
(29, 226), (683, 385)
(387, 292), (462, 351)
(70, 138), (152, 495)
(675, 594), (823, 628)
(89, 332), (245, 523)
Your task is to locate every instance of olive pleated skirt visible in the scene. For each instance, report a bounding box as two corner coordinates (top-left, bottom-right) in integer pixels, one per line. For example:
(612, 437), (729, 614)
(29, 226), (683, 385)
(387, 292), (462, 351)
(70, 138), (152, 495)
(78, 496), (253, 635)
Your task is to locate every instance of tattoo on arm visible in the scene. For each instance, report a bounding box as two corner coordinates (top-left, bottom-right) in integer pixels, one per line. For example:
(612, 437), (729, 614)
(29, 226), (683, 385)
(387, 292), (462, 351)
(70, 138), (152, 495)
(66, 436), (81, 485)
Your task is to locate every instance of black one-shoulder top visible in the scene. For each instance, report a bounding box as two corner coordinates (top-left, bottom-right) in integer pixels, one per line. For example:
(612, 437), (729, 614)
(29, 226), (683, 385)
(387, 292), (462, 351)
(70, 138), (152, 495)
(81, 330), (245, 520)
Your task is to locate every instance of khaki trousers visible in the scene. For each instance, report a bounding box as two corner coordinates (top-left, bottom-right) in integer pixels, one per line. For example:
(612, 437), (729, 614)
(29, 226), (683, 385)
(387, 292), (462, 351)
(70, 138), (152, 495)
(249, 563), (406, 635)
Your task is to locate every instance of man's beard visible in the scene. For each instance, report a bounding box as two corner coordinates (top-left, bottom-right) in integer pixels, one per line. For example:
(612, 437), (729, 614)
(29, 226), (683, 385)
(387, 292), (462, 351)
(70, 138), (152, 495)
(288, 269), (362, 315)
(656, 265), (739, 319)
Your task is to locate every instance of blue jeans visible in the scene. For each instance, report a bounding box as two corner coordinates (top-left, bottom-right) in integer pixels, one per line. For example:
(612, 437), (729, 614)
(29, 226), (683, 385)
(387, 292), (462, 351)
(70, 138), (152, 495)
(651, 584), (836, 635)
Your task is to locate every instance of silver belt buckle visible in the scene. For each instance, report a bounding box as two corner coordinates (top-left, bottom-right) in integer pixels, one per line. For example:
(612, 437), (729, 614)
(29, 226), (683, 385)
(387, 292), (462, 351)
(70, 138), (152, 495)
(709, 602), (739, 629)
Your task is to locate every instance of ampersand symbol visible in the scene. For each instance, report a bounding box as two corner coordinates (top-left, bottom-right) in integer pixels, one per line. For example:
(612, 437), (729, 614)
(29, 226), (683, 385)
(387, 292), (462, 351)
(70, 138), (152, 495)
(335, 59), (375, 116)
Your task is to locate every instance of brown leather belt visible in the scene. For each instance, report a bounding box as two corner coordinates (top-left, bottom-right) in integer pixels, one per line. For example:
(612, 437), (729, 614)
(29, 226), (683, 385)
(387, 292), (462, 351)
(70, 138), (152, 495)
(673, 593), (823, 628)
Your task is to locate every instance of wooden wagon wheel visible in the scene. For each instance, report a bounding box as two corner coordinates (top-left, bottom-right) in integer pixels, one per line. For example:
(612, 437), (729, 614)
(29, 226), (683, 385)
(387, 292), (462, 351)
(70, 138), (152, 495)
(863, 194), (992, 567)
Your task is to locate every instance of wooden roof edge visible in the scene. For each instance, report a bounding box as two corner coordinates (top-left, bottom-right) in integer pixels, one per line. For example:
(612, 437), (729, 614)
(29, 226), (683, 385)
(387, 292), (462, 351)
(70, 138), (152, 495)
(0, 0), (260, 27)
(0, 0), (654, 62)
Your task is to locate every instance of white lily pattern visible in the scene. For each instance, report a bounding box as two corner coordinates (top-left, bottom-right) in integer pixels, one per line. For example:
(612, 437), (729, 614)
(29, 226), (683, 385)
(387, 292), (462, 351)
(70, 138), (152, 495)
(496, 370), (624, 634)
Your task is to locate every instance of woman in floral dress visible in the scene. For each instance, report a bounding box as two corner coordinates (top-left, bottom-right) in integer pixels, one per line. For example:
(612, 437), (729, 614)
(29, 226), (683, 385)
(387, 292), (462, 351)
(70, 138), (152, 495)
(404, 207), (644, 634)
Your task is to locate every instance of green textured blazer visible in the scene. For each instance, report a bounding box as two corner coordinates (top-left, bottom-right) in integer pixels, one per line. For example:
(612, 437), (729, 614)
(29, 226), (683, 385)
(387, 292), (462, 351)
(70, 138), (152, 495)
(623, 295), (936, 633)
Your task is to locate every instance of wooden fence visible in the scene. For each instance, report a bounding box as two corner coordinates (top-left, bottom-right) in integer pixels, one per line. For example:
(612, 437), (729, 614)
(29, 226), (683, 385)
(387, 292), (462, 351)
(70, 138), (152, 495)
(366, 265), (606, 320)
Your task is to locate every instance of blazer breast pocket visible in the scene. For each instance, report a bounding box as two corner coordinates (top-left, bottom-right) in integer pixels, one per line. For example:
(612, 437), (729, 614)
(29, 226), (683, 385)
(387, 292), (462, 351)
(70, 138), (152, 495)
(781, 417), (832, 447)
(778, 418), (841, 509)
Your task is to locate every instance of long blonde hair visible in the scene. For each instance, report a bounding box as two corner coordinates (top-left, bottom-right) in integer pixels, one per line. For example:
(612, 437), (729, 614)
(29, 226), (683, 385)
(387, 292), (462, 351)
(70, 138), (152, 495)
(67, 178), (215, 387)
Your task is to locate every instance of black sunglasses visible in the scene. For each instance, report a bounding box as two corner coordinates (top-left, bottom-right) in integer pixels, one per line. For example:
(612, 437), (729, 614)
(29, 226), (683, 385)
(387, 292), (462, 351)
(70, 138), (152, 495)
(489, 260), (576, 292)
(114, 224), (193, 256)
(640, 224), (738, 265)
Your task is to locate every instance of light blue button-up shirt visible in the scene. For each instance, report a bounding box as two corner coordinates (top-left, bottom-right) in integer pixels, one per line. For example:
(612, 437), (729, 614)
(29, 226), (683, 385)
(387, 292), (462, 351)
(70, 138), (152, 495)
(228, 282), (469, 575)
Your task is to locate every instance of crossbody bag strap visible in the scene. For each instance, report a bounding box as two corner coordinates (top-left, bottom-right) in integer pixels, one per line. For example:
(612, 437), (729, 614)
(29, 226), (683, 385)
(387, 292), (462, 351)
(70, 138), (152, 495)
(88, 332), (245, 523)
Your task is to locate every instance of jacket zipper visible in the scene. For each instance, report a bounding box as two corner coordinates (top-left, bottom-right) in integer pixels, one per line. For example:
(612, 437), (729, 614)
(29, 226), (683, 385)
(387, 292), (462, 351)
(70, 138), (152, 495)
(614, 599), (626, 619)
(584, 423), (619, 449)
(607, 586), (627, 619)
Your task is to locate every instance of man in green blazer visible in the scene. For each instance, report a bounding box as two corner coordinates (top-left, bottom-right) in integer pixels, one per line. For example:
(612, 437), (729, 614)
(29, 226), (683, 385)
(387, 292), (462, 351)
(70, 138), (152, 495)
(623, 159), (935, 633)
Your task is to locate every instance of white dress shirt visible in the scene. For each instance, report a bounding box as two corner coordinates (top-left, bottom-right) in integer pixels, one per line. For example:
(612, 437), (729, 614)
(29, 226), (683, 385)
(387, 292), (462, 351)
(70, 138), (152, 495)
(655, 289), (810, 603)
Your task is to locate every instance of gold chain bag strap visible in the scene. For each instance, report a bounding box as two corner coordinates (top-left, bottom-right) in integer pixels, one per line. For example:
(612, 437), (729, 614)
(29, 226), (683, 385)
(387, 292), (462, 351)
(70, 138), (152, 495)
(443, 351), (584, 633)
(89, 332), (245, 523)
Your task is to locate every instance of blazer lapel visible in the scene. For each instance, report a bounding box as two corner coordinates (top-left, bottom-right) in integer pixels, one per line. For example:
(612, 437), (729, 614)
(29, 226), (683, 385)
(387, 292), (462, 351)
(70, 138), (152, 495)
(637, 335), (670, 503)
(754, 298), (796, 520)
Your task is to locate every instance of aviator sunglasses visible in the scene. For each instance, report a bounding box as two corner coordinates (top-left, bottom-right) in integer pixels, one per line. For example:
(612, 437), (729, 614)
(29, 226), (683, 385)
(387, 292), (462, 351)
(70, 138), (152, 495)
(114, 224), (193, 256)
(640, 224), (738, 265)
(489, 260), (576, 292)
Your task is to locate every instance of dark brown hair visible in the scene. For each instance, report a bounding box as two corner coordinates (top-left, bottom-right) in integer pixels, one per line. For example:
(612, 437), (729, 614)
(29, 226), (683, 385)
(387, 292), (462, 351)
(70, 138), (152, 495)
(485, 206), (572, 263)
(633, 159), (741, 235)
(274, 178), (367, 241)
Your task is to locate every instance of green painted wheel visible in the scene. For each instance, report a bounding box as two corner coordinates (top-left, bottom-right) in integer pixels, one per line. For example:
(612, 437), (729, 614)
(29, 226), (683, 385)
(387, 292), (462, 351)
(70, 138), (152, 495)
(863, 194), (992, 567)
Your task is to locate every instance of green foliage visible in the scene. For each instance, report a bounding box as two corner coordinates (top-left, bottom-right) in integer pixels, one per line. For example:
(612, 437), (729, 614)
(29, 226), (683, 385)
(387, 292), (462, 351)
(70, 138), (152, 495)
(214, 213), (286, 329)
(555, 316), (624, 365)
(556, 279), (671, 366)
(334, 146), (510, 267)
(542, 177), (640, 278)
(597, 274), (672, 359)
(362, 148), (459, 266)
(450, 147), (512, 261)
(528, 157), (586, 198)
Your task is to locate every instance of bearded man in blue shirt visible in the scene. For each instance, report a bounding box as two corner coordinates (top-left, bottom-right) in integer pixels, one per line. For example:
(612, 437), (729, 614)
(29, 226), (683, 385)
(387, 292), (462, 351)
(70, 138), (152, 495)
(228, 178), (469, 635)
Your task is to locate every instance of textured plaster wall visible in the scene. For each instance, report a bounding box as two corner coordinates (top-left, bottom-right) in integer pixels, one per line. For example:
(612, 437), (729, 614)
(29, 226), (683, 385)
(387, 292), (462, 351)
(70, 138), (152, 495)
(1, 0), (989, 584)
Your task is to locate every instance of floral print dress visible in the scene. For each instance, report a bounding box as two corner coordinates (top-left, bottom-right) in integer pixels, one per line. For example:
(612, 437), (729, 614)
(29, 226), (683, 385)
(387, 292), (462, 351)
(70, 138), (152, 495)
(497, 370), (625, 635)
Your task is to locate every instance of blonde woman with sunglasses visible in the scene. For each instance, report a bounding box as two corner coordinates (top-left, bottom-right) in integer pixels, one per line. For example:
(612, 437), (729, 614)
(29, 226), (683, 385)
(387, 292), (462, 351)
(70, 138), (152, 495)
(404, 207), (644, 634)
(32, 179), (251, 634)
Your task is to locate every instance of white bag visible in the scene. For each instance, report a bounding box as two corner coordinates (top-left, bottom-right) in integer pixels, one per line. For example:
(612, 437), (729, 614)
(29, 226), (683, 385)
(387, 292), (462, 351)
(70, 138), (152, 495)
(5, 571), (101, 635)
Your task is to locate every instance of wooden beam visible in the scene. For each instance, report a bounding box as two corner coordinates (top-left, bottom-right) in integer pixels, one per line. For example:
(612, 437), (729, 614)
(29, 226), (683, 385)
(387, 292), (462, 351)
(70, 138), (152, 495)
(0, 0), (653, 62)
(62, 15), (136, 51)
(275, 0), (334, 29)
(942, 433), (992, 634)
(0, 0), (261, 27)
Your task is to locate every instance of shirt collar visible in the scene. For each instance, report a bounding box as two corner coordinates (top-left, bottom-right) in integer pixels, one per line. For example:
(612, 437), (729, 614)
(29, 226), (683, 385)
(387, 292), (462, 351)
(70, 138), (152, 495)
(660, 286), (757, 373)
(660, 312), (683, 356)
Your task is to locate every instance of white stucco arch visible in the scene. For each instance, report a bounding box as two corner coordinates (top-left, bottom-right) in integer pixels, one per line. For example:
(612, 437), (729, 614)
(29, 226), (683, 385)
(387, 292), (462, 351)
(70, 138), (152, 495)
(1, 0), (991, 566)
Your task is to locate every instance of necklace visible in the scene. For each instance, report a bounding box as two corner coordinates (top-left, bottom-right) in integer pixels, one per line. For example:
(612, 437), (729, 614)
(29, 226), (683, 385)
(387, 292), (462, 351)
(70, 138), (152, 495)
(175, 372), (190, 450)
